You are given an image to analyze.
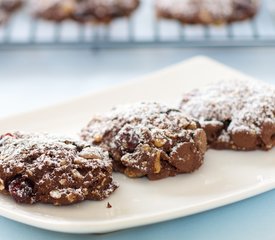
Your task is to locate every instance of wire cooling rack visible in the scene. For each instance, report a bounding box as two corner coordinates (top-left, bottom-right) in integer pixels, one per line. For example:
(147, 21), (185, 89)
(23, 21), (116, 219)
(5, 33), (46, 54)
(0, 0), (275, 49)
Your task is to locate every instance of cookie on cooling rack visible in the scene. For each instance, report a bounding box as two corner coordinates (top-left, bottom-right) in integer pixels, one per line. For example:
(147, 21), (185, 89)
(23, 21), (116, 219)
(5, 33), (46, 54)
(0, 132), (118, 205)
(81, 102), (207, 180)
(179, 79), (275, 151)
(32, 0), (75, 22)
(155, 0), (260, 25)
(0, 0), (23, 24)
(0, 9), (9, 24)
(72, 0), (140, 24)
(0, 0), (22, 12)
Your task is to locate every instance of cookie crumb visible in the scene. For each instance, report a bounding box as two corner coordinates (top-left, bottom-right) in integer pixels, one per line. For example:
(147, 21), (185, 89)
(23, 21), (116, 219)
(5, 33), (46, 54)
(107, 202), (112, 208)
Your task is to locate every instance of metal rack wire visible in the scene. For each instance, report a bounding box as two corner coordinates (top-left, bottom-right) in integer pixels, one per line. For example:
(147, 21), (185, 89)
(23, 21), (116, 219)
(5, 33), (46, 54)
(0, 0), (275, 49)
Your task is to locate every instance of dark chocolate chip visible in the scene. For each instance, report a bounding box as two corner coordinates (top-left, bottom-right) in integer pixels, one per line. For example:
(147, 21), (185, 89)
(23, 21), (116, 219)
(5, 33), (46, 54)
(223, 119), (232, 130)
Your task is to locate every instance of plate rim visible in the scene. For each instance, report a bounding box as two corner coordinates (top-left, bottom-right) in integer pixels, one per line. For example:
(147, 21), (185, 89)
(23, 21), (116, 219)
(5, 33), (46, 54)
(0, 181), (274, 233)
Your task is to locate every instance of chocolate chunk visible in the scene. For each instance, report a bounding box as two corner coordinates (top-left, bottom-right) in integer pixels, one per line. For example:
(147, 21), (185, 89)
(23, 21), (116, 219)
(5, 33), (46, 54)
(170, 142), (198, 172)
(260, 122), (275, 149)
(202, 121), (224, 144)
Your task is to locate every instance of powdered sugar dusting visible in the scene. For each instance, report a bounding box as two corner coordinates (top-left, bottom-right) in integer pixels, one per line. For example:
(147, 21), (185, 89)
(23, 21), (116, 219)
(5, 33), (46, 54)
(0, 132), (118, 205)
(81, 102), (206, 178)
(180, 79), (275, 143)
(82, 102), (195, 151)
(0, 132), (110, 169)
(156, 0), (232, 18)
(156, 0), (260, 23)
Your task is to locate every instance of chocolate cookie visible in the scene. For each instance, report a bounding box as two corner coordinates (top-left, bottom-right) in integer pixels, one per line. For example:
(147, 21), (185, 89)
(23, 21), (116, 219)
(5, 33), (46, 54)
(0, 9), (9, 24)
(0, 0), (22, 12)
(81, 102), (207, 180)
(0, 132), (118, 205)
(155, 0), (260, 25)
(32, 0), (75, 22)
(72, 0), (140, 24)
(0, 0), (23, 24)
(179, 79), (275, 151)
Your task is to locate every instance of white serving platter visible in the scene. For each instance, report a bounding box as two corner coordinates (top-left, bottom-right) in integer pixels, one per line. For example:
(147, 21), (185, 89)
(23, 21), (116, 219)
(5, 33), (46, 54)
(0, 56), (274, 233)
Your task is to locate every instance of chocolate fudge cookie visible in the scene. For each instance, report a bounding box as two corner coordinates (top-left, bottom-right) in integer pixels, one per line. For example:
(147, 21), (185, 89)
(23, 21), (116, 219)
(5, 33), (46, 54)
(72, 0), (140, 24)
(0, 132), (118, 205)
(155, 0), (260, 25)
(32, 0), (75, 22)
(81, 102), (207, 180)
(179, 79), (275, 151)
(0, 0), (23, 24)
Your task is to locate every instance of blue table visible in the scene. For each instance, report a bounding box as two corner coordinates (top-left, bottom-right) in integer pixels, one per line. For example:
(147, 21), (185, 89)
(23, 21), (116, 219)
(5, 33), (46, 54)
(0, 47), (275, 240)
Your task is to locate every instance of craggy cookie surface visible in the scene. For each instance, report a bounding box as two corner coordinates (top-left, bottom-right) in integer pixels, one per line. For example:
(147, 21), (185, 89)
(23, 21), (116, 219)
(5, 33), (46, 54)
(0, 132), (118, 205)
(81, 102), (207, 180)
(155, 0), (260, 25)
(180, 79), (275, 151)
(72, 0), (140, 24)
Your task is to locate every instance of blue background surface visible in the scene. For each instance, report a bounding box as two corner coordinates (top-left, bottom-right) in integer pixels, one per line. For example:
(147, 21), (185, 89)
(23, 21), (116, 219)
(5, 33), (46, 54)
(0, 47), (275, 239)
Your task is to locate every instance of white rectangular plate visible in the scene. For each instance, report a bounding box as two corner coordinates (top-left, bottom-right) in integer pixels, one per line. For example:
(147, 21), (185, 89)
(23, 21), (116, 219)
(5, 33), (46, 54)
(0, 56), (274, 234)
